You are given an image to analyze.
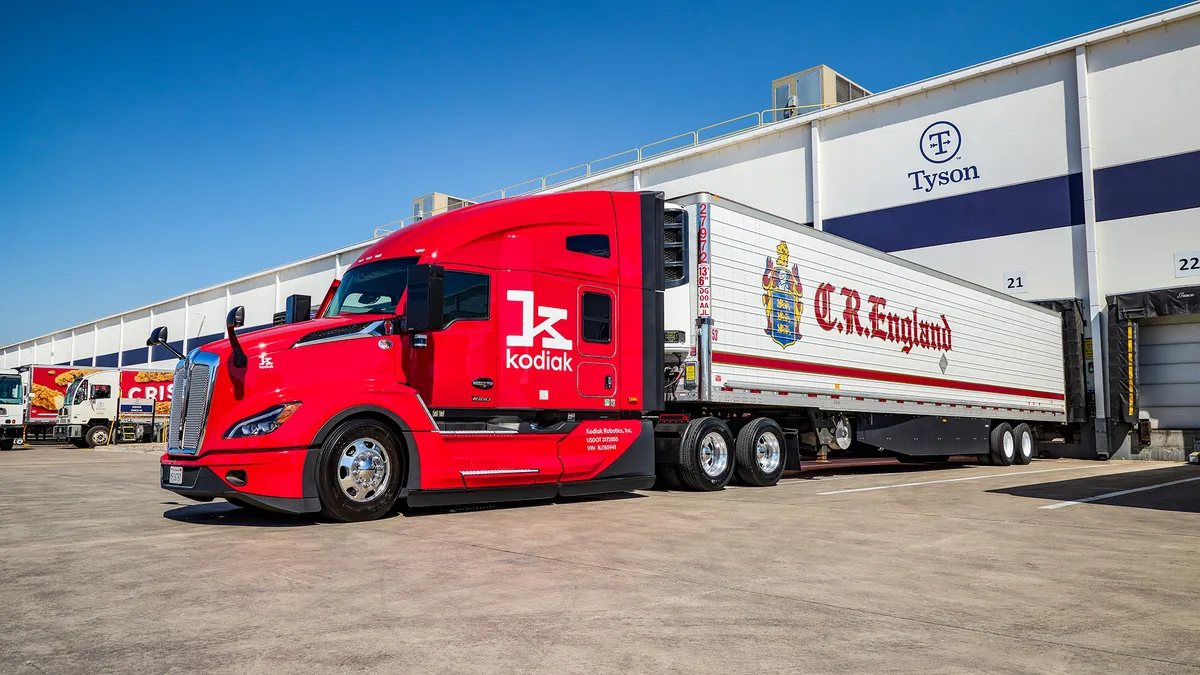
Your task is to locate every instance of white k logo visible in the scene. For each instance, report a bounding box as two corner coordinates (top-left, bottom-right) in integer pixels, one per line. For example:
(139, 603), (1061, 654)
(505, 290), (572, 350)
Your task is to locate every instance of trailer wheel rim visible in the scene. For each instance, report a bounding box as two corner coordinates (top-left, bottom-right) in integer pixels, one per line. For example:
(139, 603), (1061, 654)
(699, 431), (729, 478)
(755, 431), (782, 474)
(337, 438), (389, 502)
(1019, 430), (1033, 459)
(1002, 431), (1014, 460)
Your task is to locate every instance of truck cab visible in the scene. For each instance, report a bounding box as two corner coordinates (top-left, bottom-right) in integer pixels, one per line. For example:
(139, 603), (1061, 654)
(0, 369), (22, 450)
(157, 191), (666, 521)
(54, 371), (160, 447)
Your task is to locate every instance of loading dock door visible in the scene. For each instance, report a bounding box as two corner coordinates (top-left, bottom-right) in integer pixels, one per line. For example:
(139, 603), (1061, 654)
(1138, 318), (1200, 430)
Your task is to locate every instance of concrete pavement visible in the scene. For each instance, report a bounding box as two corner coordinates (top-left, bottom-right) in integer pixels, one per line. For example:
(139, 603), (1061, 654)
(1, 448), (1198, 674)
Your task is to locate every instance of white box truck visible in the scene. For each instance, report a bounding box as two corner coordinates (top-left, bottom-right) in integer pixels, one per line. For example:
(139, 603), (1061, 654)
(53, 368), (174, 447)
(0, 368), (22, 451)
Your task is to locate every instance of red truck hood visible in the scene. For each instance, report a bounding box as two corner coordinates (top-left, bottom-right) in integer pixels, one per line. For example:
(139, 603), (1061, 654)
(195, 315), (391, 361)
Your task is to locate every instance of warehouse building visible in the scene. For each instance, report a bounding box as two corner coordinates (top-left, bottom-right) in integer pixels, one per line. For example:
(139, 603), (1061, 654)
(5, 3), (1199, 458)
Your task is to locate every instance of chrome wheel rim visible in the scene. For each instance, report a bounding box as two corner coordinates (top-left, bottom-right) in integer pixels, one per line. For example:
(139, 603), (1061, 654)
(92, 429), (109, 445)
(1002, 431), (1014, 460)
(1020, 430), (1033, 459)
(755, 431), (782, 474)
(337, 438), (389, 502)
(699, 431), (729, 478)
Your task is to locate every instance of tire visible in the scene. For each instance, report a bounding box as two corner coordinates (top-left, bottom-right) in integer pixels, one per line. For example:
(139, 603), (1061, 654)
(988, 423), (1015, 466)
(314, 418), (404, 522)
(85, 425), (111, 448)
(655, 463), (684, 490)
(1012, 423), (1034, 465)
(734, 417), (786, 487)
(677, 417), (735, 491)
(0, 439), (12, 451)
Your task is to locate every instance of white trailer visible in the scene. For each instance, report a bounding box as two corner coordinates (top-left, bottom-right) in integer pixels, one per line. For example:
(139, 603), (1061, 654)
(656, 193), (1073, 477)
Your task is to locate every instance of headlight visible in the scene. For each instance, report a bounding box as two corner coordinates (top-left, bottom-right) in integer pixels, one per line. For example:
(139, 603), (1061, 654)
(224, 402), (301, 439)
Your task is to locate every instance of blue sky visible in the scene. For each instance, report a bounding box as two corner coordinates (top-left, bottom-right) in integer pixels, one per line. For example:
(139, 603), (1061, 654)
(0, 0), (1179, 345)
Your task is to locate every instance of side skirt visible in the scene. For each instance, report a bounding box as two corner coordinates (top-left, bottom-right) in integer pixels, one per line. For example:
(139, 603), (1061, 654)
(406, 475), (655, 508)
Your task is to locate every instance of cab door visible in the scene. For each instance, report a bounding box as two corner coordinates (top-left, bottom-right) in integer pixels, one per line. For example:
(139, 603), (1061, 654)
(575, 286), (617, 401)
(416, 266), (496, 410)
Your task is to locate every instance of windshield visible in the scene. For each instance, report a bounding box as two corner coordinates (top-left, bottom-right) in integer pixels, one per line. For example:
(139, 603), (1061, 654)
(64, 378), (86, 407)
(323, 257), (418, 317)
(0, 376), (20, 405)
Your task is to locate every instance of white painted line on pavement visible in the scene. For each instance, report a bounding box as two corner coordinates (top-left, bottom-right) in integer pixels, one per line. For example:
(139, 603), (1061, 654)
(817, 465), (1108, 495)
(1038, 475), (1200, 510)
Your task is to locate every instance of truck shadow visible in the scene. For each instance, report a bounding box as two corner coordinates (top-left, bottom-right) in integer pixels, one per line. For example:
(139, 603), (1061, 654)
(164, 491), (647, 525)
(163, 501), (321, 527)
(987, 465), (1200, 514)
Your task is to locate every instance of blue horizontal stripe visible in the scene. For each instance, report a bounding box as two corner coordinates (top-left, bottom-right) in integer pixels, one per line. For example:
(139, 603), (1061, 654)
(95, 353), (118, 368)
(1095, 150), (1200, 222)
(122, 348), (148, 366)
(72, 358), (93, 367)
(151, 342), (184, 362)
(824, 173), (1084, 253)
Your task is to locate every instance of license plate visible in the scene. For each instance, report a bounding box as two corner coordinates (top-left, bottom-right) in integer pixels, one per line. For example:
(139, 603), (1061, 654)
(168, 465), (183, 485)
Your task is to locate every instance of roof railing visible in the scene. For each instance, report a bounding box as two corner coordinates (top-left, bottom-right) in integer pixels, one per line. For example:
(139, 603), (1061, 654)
(372, 103), (830, 237)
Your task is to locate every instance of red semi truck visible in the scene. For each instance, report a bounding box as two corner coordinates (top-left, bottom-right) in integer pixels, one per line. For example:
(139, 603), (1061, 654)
(155, 191), (1074, 521)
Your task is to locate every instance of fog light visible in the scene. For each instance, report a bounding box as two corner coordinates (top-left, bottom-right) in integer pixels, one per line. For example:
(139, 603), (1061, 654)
(225, 470), (247, 486)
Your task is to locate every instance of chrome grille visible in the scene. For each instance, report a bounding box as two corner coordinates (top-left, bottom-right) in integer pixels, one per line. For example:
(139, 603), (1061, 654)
(167, 363), (185, 449)
(181, 363), (211, 451)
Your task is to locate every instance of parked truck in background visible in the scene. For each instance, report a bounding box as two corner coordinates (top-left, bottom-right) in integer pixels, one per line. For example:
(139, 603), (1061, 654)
(154, 191), (1074, 521)
(52, 369), (174, 447)
(0, 368), (22, 450)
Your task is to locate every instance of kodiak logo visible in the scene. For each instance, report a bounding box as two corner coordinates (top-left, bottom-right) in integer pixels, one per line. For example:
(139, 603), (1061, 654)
(907, 120), (980, 193)
(505, 290), (574, 372)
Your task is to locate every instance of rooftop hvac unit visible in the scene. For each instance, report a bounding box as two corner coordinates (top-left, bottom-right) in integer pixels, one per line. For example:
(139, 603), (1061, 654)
(412, 192), (476, 222)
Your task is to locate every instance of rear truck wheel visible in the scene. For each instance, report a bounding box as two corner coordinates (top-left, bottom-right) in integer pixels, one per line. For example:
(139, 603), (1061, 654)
(85, 425), (110, 448)
(1012, 423), (1034, 465)
(989, 423), (1015, 466)
(315, 419), (404, 522)
(0, 439), (12, 451)
(734, 417), (786, 487)
(678, 417), (735, 491)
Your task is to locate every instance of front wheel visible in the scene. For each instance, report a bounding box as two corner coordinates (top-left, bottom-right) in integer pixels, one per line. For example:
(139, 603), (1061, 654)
(85, 425), (111, 448)
(315, 419), (404, 522)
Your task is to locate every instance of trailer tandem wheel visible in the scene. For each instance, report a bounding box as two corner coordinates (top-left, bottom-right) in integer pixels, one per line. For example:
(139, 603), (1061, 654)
(678, 417), (736, 491)
(734, 417), (786, 487)
(1012, 423), (1034, 465)
(988, 423), (1015, 466)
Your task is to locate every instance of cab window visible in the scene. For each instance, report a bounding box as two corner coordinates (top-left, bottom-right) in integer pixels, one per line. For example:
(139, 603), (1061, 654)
(443, 271), (489, 326)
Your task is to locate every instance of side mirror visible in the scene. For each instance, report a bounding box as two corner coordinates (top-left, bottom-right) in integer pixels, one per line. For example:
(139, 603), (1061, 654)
(226, 306), (245, 330)
(284, 294), (312, 324)
(404, 264), (445, 333)
(226, 306), (248, 368)
(146, 326), (184, 360)
(147, 326), (168, 347)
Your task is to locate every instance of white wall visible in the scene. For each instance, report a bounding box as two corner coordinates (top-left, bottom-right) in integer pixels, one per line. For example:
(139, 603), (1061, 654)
(1088, 15), (1200, 171)
(643, 128), (812, 224)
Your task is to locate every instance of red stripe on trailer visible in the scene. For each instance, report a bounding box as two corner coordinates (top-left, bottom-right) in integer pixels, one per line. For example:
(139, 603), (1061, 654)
(712, 352), (1065, 401)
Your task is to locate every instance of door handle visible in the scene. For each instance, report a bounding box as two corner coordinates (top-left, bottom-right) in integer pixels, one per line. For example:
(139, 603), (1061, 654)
(604, 375), (613, 390)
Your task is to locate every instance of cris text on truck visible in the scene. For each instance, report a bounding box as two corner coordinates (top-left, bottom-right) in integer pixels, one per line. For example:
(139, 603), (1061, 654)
(153, 191), (1072, 522)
